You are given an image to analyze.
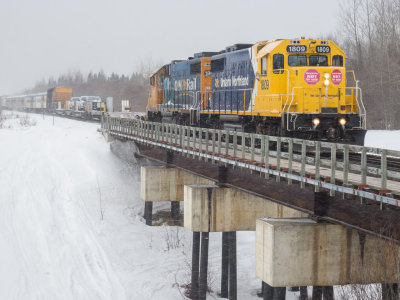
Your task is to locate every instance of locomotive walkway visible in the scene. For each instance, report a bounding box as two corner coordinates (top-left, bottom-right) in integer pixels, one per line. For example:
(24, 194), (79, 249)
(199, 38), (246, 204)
(101, 116), (400, 300)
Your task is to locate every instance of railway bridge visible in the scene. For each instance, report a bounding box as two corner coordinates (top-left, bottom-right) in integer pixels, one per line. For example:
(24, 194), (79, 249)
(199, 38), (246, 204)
(101, 116), (400, 300)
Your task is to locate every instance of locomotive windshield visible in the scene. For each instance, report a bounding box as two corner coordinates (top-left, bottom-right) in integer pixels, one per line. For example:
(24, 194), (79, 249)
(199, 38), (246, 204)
(309, 55), (328, 66)
(288, 55), (307, 66)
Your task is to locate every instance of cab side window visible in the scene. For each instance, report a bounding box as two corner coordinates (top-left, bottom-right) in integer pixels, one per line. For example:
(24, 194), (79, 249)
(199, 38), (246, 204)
(261, 56), (267, 75)
(332, 55), (343, 67)
(273, 54), (284, 73)
(157, 74), (164, 86)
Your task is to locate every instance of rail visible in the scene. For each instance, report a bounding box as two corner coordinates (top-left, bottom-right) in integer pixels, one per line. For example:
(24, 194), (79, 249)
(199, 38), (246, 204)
(102, 116), (400, 207)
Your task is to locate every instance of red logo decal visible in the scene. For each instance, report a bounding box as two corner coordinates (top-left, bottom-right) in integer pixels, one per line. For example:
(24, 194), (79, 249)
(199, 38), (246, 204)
(331, 69), (342, 85)
(304, 69), (320, 85)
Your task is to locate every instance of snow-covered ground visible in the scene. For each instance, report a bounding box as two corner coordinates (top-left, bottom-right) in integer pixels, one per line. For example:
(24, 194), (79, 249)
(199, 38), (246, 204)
(0, 111), (398, 300)
(365, 130), (400, 151)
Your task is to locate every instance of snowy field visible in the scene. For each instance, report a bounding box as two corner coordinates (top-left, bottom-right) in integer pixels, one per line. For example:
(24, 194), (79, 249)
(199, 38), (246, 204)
(0, 111), (398, 300)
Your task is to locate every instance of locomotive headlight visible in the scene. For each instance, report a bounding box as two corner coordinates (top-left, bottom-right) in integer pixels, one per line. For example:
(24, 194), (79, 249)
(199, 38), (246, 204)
(324, 79), (330, 87)
(324, 73), (330, 79)
(312, 118), (320, 126)
(339, 118), (347, 126)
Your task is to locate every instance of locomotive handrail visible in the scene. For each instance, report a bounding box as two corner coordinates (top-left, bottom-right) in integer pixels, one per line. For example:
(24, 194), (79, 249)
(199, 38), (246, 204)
(356, 85), (367, 129)
(342, 86), (366, 130)
(285, 87), (305, 131)
(197, 89), (253, 114)
(102, 116), (400, 207)
(277, 68), (291, 116)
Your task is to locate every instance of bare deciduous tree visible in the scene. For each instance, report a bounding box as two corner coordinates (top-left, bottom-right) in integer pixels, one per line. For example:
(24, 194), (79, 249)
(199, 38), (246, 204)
(339, 0), (400, 129)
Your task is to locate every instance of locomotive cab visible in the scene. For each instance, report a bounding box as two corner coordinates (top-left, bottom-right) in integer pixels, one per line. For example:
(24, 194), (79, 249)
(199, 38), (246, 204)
(147, 64), (170, 121)
(255, 38), (366, 142)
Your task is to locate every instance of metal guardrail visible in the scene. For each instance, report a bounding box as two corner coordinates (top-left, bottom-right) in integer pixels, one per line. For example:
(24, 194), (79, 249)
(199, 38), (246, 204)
(102, 116), (400, 207)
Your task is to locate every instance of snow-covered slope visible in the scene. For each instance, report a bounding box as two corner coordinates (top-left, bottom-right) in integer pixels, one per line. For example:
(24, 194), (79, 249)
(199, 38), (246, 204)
(0, 113), (263, 300)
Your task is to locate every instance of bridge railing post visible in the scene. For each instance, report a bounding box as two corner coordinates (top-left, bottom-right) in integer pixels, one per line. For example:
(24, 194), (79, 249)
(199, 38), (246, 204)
(315, 141), (321, 192)
(186, 126), (190, 157)
(276, 137), (281, 182)
(192, 127), (197, 159)
(241, 132), (245, 159)
(199, 128), (203, 161)
(330, 143), (337, 196)
(168, 123), (172, 144)
(265, 135), (270, 179)
(231, 131), (236, 158)
(361, 147), (367, 186)
(205, 128), (209, 162)
(224, 130), (229, 158)
(288, 138), (293, 184)
(300, 140), (306, 188)
(250, 133), (255, 162)
(212, 129), (216, 164)
(261, 135), (266, 165)
(144, 120), (147, 139)
(343, 144), (349, 186)
(217, 129), (222, 156)
(381, 149), (387, 190)
(175, 124), (178, 145)
(179, 125), (183, 151)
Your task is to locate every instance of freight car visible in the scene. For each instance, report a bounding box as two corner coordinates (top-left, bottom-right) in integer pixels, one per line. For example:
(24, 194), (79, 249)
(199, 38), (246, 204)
(3, 88), (106, 120)
(4, 87), (73, 113)
(147, 38), (366, 145)
(47, 87), (73, 112)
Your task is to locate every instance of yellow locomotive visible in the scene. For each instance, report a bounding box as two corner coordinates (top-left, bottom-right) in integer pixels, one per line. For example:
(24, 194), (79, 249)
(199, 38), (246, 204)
(149, 38), (366, 144)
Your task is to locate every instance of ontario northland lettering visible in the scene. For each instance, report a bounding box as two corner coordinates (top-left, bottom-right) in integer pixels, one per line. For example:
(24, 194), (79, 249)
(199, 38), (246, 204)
(220, 75), (249, 88)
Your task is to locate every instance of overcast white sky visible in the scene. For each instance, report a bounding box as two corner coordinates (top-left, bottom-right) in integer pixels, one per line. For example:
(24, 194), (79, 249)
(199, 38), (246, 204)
(0, 0), (341, 95)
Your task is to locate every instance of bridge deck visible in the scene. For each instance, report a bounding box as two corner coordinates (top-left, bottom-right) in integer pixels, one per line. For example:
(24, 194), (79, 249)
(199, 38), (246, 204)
(102, 117), (400, 207)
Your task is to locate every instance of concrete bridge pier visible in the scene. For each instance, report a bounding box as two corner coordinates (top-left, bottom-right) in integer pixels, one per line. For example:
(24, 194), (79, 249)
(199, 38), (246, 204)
(199, 232), (209, 300)
(171, 201), (180, 225)
(322, 286), (334, 299)
(220, 232), (229, 298)
(312, 286), (322, 300)
(311, 286), (333, 300)
(191, 232), (200, 299)
(256, 218), (400, 300)
(382, 283), (399, 300)
(185, 184), (307, 300)
(228, 231), (237, 300)
(140, 166), (213, 226)
(261, 282), (285, 300)
(144, 201), (153, 226)
(299, 286), (308, 299)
